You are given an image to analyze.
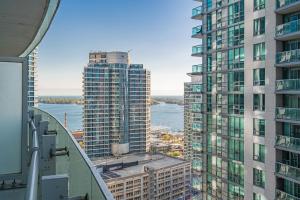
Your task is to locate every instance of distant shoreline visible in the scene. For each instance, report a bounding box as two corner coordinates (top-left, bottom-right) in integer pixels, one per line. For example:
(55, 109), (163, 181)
(38, 96), (184, 106)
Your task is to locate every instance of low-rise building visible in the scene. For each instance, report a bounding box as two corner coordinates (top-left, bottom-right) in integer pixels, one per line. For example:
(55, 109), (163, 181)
(94, 153), (191, 200)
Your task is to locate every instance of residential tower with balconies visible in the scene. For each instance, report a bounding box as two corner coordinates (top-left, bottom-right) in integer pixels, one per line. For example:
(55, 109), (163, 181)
(83, 51), (151, 158)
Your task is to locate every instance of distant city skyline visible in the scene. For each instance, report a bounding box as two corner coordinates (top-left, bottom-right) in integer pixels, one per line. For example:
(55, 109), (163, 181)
(37, 0), (198, 96)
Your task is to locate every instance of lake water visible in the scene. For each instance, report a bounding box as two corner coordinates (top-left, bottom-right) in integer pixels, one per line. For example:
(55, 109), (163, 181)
(39, 103), (184, 132)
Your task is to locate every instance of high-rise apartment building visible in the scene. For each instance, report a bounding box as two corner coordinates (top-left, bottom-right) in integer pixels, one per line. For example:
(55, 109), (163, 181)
(94, 153), (191, 200)
(27, 48), (38, 107)
(83, 51), (151, 158)
(185, 0), (300, 199)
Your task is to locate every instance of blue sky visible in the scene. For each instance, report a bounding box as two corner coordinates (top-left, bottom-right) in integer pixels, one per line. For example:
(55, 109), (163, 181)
(38, 0), (200, 96)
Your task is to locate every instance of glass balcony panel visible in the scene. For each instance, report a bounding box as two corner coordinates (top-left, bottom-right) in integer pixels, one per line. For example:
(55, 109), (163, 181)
(0, 62), (23, 175)
(192, 6), (204, 17)
(276, 79), (300, 90)
(276, 189), (300, 200)
(192, 25), (203, 36)
(192, 84), (203, 93)
(276, 135), (300, 151)
(276, 107), (300, 121)
(192, 45), (204, 55)
(33, 108), (111, 199)
(276, 162), (300, 181)
(276, 49), (300, 64)
(192, 123), (203, 131)
(277, 0), (300, 9)
(276, 19), (300, 37)
(192, 64), (203, 73)
(192, 103), (203, 112)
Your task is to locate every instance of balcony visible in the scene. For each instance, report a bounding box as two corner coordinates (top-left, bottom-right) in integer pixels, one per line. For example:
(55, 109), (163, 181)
(191, 83), (203, 93)
(276, 49), (300, 67)
(276, 79), (300, 93)
(276, 162), (300, 182)
(276, 135), (300, 152)
(192, 25), (204, 38)
(0, 108), (113, 200)
(191, 103), (204, 113)
(276, 189), (300, 200)
(192, 6), (204, 20)
(187, 64), (203, 76)
(192, 45), (204, 57)
(276, 107), (300, 122)
(193, 64), (203, 73)
(275, 19), (300, 41)
(276, 0), (300, 14)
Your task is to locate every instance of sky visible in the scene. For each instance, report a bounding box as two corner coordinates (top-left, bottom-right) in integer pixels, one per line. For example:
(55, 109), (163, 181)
(38, 0), (200, 96)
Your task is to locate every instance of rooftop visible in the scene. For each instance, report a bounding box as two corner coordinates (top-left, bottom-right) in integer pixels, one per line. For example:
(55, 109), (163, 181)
(93, 153), (189, 181)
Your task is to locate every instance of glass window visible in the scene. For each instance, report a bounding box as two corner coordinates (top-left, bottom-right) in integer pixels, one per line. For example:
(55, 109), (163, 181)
(253, 43), (265, 61)
(207, 34), (212, 51)
(228, 24), (244, 47)
(228, 161), (244, 186)
(253, 94), (265, 111)
(207, 74), (212, 92)
(228, 47), (244, 69)
(228, 71), (244, 92)
(228, 94), (244, 115)
(216, 30), (223, 49)
(253, 118), (265, 136)
(253, 68), (265, 86)
(254, 0), (265, 11)
(207, 55), (212, 72)
(207, 95), (212, 112)
(253, 143), (265, 162)
(207, 14), (212, 31)
(282, 179), (300, 198)
(228, 1), (244, 25)
(253, 193), (266, 200)
(253, 168), (265, 188)
(228, 116), (244, 138)
(229, 183), (244, 199)
(228, 139), (244, 162)
(207, 0), (212, 11)
(253, 17), (265, 36)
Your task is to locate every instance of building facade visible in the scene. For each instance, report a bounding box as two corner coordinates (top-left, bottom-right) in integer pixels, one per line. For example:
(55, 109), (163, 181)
(184, 0), (300, 199)
(27, 48), (38, 107)
(95, 153), (191, 200)
(83, 51), (151, 158)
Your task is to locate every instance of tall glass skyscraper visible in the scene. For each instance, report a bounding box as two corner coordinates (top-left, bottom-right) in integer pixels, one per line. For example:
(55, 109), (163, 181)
(27, 48), (38, 107)
(184, 0), (300, 199)
(83, 51), (151, 158)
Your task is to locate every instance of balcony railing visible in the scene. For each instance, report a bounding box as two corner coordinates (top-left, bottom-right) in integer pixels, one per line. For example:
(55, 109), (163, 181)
(26, 115), (39, 200)
(276, 189), (300, 200)
(276, 135), (300, 152)
(192, 45), (204, 56)
(32, 108), (113, 200)
(192, 64), (203, 73)
(276, 162), (300, 181)
(192, 25), (203, 37)
(276, 49), (300, 65)
(276, 79), (300, 91)
(276, 19), (300, 37)
(191, 84), (203, 93)
(192, 6), (204, 18)
(277, 0), (300, 9)
(276, 107), (300, 122)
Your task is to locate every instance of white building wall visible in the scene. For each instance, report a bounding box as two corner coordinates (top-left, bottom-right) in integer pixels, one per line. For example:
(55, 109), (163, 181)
(244, 0), (276, 199)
